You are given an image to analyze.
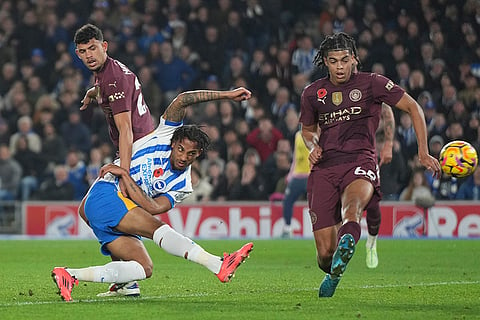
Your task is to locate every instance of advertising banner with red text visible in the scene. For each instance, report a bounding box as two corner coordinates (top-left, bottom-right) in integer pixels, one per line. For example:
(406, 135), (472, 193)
(22, 201), (480, 238)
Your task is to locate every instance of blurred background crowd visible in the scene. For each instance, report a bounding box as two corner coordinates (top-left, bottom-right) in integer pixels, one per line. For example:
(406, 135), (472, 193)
(0, 0), (479, 203)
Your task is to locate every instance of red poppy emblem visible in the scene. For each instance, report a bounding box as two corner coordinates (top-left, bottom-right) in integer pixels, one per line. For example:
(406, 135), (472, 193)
(154, 168), (164, 177)
(317, 88), (327, 103)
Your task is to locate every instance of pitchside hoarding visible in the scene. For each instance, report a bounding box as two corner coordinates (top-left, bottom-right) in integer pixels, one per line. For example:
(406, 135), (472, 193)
(23, 201), (480, 238)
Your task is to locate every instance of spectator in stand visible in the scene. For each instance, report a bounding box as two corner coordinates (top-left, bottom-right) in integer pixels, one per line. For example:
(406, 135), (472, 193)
(0, 118), (10, 145)
(205, 160), (224, 200)
(197, 24), (225, 79)
(210, 160), (240, 201)
(228, 162), (267, 201)
(270, 86), (297, 123)
(41, 123), (67, 171)
(291, 34), (317, 77)
(246, 117), (284, 163)
(222, 54), (250, 90)
(0, 144), (22, 201)
(182, 166), (213, 204)
(60, 109), (91, 155)
(0, 62), (18, 96)
(199, 143), (225, 178)
(455, 168), (480, 200)
(262, 138), (292, 196)
(65, 149), (88, 201)
(13, 135), (46, 201)
(399, 168), (434, 202)
(9, 115), (41, 155)
(273, 48), (293, 89)
(137, 66), (163, 121)
(86, 147), (103, 187)
(153, 41), (196, 105)
(396, 112), (418, 162)
(31, 164), (74, 201)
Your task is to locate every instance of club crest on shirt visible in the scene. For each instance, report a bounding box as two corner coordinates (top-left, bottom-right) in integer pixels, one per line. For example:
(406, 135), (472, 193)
(349, 89), (362, 102)
(153, 179), (166, 192)
(317, 88), (327, 104)
(332, 92), (342, 106)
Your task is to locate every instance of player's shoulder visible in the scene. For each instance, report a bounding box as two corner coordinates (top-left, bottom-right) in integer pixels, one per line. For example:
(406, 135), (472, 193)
(302, 77), (329, 96)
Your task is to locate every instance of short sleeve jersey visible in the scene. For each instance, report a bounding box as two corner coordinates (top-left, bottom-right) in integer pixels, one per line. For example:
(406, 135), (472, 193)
(299, 72), (405, 167)
(98, 117), (193, 208)
(95, 57), (155, 147)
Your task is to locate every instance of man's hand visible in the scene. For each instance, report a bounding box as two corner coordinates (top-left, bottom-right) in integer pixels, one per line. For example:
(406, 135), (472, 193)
(227, 87), (252, 101)
(99, 163), (128, 178)
(80, 86), (98, 110)
(379, 140), (393, 166)
(308, 145), (323, 166)
(418, 153), (442, 179)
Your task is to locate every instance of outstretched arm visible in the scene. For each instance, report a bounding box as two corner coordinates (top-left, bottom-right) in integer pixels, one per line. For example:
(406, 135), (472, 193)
(379, 103), (395, 166)
(395, 93), (441, 178)
(162, 87), (251, 122)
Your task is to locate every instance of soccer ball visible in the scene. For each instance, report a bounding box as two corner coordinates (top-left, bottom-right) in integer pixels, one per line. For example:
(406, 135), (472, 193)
(439, 140), (478, 178)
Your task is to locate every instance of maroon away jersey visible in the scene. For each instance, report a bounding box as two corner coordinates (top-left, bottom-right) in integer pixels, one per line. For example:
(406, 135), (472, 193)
(300, 72), (405, 168)
(95, 57), (154, 147)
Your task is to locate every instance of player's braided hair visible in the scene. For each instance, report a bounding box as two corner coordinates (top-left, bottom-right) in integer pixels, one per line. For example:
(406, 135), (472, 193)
(312, 32), (361, 69)
(171, 125), (211, 151)
(74, 23), (104, 44)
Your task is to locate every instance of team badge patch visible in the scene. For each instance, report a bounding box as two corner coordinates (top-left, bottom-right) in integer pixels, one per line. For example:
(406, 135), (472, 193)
(309, 210), (318, 225)
(349, 89), (362, 102)
(317, 88), (327, 104)
(332, 92), (343, 106)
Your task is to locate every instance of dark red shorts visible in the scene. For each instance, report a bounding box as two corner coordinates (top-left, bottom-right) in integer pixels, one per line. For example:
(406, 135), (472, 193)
(307, 156), (381, 231)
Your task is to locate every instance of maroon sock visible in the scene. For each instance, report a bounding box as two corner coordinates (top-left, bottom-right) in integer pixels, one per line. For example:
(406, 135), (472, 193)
(337, 221), (361, 244)
(366, 206), (381, 236)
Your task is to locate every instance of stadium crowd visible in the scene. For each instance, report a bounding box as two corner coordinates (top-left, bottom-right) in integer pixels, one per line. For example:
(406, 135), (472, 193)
(0, 0), (479, 203)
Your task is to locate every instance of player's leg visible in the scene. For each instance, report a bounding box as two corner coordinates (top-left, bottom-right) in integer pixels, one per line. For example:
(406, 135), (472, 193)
(281, 177), (306, 238)
(319, 178), (374, 297)
(365, 201), (381, 268)
(116, 207), (253, 283)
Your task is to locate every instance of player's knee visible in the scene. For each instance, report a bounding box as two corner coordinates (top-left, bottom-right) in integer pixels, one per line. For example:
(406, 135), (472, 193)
(142, 262), (153, 278)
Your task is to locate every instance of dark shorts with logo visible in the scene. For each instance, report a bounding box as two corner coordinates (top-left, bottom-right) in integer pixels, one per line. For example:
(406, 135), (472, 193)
(307, 156), (381, 231)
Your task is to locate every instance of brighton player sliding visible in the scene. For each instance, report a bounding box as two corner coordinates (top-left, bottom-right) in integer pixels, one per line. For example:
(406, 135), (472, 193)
(299, 32), (441, 297)
(52, 87), (253, 302)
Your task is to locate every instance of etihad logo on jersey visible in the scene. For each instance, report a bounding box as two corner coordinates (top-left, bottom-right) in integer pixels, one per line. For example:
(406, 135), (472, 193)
(108, 91), (125, 102)
(316, 88), (327, 104)
(318, 106), (362, 125)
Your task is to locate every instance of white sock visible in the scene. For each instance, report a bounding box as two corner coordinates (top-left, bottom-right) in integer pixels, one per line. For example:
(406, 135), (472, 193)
(66, 261), (146, 283)
(366, 234), (377, 249)
(153, 225), (222, 274)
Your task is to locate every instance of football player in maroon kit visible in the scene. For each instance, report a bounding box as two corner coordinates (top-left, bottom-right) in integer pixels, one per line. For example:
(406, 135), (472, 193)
(74, 24), (155, 198)
(299, 32), (441, 297)
(73, 23), (155, 297)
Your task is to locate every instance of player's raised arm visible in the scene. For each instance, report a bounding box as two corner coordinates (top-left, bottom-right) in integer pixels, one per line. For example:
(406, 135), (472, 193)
(162, 87), (251, 122)
(395, 92), (441, 178)
(379, 103), (395, 166)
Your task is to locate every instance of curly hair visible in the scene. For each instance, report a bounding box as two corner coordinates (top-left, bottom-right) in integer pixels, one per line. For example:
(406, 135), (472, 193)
(74, 24), (104, 45)
(171, 125), (211, 151)
(312, 32), (360, 69)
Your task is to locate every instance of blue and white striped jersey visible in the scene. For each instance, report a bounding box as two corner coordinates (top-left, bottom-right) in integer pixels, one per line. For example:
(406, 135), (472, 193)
(98, 117), (193, 207)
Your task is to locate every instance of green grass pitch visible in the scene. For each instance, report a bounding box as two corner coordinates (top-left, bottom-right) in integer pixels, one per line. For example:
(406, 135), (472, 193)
(0, 239), (479, 319)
